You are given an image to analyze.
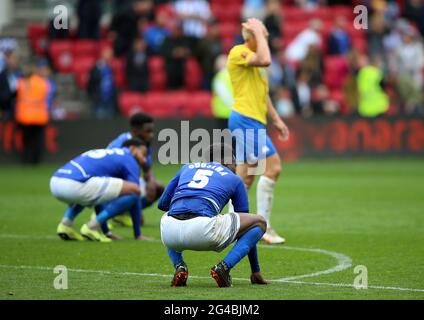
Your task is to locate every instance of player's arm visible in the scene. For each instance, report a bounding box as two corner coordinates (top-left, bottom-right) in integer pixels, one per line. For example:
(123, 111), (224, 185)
(157, 170), (181, 212)
(231, 179), (249, 213)
(267, 96), (290, 141)
(244, 19), (271, 67)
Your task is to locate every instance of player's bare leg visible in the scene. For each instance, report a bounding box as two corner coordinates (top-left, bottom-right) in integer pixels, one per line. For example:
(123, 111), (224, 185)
(259, 153), (285, 244)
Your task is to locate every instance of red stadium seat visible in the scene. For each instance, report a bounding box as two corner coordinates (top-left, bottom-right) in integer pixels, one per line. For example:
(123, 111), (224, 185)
(323, 55), (349, 90)
(148, 56), (167, 91)
(218, 22), (240, 39)
(48, 40), (73, 73)
(72, 40), (98, 59)
(144, 92), (184, 118)
(183, 91), (213, 117)
(118, 92), (146, 117)
(72, 56), (96, 89)
(211, 3), (241, 22)
(27, 24), (48, 55)
(185, 58), (203, 91)
(110, 57), (126, 89)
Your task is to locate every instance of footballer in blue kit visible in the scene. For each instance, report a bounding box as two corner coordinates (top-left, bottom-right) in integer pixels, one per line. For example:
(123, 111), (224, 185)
(106, 112), (164, 230)
(158, 144), (268, 287)
(50, 138), (149, 242)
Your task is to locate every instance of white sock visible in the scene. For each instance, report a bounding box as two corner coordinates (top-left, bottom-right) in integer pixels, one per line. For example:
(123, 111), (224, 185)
(228, 200), (235, 213)
(87, 219), (99, 230)
(256, 175), (275, 228)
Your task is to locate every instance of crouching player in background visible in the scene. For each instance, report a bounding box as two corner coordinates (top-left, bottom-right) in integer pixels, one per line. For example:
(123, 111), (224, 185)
(107, 112), (164, 228)
(158, 144), (268, 288)
(51, 139), (149, 242)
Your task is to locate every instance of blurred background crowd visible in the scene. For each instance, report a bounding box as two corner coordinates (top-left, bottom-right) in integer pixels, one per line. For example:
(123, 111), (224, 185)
(0, 0), (424, 123)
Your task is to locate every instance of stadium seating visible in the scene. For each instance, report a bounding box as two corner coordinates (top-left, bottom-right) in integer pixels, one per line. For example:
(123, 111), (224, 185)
(148, 56), (167, 91)
(27, 24), (48, 55)
(185, 58), (203, 91)
(118, 91), (146, 117)
(72, 56), (96, 89)
(323, 55), (349, 90)
(48, 40), (74, 73)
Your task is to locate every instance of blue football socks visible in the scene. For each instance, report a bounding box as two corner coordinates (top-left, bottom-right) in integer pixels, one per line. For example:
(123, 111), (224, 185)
(223, 226), (264, 270)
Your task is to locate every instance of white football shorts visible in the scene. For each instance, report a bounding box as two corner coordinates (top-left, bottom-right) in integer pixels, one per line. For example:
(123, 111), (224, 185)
(160, 212), (241, 253)
(50, 176), (123, 207)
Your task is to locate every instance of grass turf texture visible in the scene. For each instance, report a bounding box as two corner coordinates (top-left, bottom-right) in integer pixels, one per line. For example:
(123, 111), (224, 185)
(0, 159), (423, 300)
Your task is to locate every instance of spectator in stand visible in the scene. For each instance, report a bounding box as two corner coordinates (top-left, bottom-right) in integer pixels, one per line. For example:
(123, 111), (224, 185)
(242, 0), (266, 21)
(327, 16), (351, 55)
(46, 0), (74, 39)
(160, 23), (191, 89)
(264, 0), (283, 54)
(311, 84), (339, 116)
(15, 63), (50, 164)
(126, 38), (149, 92)
(269, 49), (296, 91)
(87, 47), (118, 118)
(36, 59), (57, 115)
(357, 55), (389, 117)
(211, 54), (233, 127)
(367, 14), (388, 61)
(195, 20), (223, 90)
(404, 0), (424, 37)
(291, 70), (313, 117)
(299, 45), (323, 87)
(295, 0), (321, 10)
(273, 86), (295, 118)
(394, 26), (424, 114)
(77, 0), (103, 40)
(143, 8), (172, 55)
(285, 19), (322, 64)
(0, 51), (20, 120)
(174, 0), (212, 40)
(343, 48), (361, 113)
(110, 0), (154, 56)
(0, 38), (18, 72)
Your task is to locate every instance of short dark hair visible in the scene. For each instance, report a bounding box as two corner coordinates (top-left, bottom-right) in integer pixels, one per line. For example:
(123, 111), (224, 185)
(122, 138), (146, 148)
(130, 112), (153, 129)
(203, 143), (235, 164)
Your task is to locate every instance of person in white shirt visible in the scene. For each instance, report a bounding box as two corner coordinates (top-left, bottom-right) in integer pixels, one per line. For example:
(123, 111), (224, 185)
(175, 0), (212, 39)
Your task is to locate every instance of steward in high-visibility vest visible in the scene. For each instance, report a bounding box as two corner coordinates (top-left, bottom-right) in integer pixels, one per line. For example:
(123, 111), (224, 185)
(357, 65), (389, 117)
(211, 68), (233, 119)
(15, 74), (49, 126)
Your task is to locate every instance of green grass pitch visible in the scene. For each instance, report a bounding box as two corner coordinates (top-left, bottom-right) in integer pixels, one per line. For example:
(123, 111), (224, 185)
(0, 159), (423, 299)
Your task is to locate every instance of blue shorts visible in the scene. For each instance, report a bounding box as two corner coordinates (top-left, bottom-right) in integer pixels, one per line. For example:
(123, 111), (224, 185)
(228, 111), (277, 163)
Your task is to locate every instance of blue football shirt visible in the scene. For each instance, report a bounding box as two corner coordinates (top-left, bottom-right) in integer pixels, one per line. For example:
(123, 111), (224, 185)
(158, 162), (249, 217)
(53, 148), (140, 184)
(107, 131), (152, 169)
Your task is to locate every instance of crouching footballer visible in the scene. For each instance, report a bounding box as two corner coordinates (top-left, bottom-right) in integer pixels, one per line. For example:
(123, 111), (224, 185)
(158, 143), (268, 287)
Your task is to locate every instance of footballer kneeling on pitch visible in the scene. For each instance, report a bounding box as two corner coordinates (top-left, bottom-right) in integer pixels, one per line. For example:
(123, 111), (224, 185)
(50, 138), (150, 242)
(158, 144), (268, 288)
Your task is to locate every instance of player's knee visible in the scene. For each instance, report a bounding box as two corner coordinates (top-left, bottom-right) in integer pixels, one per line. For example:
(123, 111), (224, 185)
(255, 215), (267, 233)
(266, 162), (281, 180)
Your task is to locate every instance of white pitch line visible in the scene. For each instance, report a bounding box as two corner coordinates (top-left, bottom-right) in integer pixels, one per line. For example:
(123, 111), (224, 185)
(2, 234), (423, 293)
(1, 264), (424, 293)
(257, 245), (353, 281)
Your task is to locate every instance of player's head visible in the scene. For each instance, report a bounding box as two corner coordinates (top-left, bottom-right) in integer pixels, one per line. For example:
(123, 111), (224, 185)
(242, 19), (268, 52)
(129, 112), (154, 144)
(204, 143), (236, 173)
(122, 138), (147, 166)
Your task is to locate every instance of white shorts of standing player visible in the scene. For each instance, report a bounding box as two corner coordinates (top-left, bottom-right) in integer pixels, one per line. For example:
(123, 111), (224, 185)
(50, 176), (123, 207)
(160, 212), (240, 253)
